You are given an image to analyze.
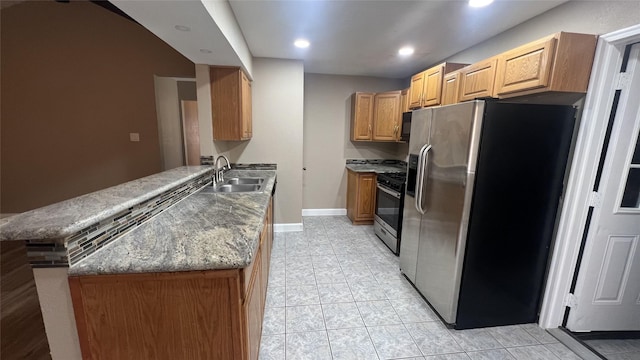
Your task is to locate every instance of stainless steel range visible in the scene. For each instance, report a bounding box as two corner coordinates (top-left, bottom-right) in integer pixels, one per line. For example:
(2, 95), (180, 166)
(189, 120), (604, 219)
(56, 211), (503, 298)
(374, 172), (406, 255)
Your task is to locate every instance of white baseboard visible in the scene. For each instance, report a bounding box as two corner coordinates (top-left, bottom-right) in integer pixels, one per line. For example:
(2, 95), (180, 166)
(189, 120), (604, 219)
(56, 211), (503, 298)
(274, 223), (303, 233)
(302, 208), (347, 216)
(547, 328), (600, 360)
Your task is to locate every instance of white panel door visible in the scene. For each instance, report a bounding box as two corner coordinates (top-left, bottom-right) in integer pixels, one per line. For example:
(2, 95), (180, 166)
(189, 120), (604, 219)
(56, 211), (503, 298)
(567, 44), (640, 331)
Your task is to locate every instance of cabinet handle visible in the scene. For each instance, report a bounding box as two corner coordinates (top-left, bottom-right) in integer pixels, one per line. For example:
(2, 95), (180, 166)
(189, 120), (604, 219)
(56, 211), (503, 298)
(369, 124), (372, 133)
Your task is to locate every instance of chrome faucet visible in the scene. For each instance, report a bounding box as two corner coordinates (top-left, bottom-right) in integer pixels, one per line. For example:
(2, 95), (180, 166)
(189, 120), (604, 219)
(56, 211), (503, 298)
(214, 155), (231, 184)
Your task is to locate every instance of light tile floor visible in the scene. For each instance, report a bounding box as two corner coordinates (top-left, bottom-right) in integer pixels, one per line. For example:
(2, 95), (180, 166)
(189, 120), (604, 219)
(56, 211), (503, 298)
(259, 216), (584, 360)
(584, 339), (640, 360)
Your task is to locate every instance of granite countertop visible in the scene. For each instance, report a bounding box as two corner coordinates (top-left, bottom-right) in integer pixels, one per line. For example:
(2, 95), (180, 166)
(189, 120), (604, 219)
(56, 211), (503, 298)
(346, 163), (406, 174)
(0, 166), (213, 241)
(69, 169), (276, 276)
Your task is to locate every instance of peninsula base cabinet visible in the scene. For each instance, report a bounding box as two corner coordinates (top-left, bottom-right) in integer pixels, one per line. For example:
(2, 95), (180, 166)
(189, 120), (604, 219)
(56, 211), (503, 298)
(346, 170), (376, 225)
(69, 199), (274, 360)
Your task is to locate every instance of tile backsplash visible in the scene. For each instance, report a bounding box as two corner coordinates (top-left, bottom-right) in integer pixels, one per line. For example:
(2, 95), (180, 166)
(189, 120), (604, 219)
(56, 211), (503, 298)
(346, 159), (407, 166)
(200, 156), (277, 170)
(27, 172), (212, 267)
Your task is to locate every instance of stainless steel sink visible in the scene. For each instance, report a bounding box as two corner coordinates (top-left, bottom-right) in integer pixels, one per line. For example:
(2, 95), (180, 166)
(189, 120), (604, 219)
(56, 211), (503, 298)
(215, 184), (263, 193)
(224, 177), (265, 185)
(199, 183), (264, 193)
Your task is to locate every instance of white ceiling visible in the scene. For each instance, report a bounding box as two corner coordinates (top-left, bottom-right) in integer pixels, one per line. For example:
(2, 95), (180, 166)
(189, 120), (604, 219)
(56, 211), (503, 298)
(229, 0), (567, 78)
(114, 0), (569, 79)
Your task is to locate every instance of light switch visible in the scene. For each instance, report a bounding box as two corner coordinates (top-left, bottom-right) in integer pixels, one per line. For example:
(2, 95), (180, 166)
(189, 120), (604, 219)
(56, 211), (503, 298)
(129, 133), (140, 142)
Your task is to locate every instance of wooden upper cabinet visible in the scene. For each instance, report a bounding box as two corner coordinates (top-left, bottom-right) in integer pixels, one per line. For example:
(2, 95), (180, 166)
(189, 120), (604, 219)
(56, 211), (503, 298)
(458, 57), (498, 102)
(400, 88), (410, 113)
(422, 65), (445, 106)
(494, 32), (598, 98)
(210, 66), (252, 141)
(241, 71), (252, 139)
(409, 63), (467, 109)
(351, 91), (402, 142)
(441, 71), (461, 106)
(408, 72), (425, 109)
(351, 92), (374, 141)
(372, 91), (402, 141)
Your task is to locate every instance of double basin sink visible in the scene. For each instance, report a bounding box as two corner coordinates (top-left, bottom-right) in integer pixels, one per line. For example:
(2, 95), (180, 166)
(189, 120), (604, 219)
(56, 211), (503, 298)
(200, 177), (265, 193)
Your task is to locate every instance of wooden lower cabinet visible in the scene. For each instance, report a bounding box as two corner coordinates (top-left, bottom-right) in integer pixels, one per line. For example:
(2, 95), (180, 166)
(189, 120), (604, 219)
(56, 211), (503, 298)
(346, 170), (376, 225)
(245, 251), (263, 360)
(69, 198), (274, 360)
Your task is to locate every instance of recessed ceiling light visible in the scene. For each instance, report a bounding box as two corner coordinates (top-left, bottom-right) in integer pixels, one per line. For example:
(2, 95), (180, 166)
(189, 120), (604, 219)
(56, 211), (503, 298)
(174, 25), (191, 32)
(200, 49), (212, 54)
(294, 39), (310, 48)
(398, 47), (415, 56)
(469, 0), (494, 7)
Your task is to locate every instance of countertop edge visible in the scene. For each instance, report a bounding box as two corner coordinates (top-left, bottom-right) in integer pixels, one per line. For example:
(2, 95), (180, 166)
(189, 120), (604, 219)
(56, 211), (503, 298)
(0, 166), (214, 241)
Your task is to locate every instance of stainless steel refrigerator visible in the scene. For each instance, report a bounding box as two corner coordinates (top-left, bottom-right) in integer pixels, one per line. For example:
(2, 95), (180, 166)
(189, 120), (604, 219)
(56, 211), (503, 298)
(400, 100), (575, 329)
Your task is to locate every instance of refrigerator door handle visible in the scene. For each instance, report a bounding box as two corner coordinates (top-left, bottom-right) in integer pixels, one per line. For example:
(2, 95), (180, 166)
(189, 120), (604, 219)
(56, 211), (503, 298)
(416, 144), (431, 215)
(420, 145), (432, 214)
(415, 144), (428, 214)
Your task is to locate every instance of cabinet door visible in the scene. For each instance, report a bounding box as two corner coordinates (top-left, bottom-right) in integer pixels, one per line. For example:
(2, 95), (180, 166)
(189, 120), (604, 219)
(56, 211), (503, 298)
(458, 58), (498, 102)
(400, 88), (409, 113)
(494, 36), (556, 96)
(422, 65), (444, 107)
(211, 66), (252, 141)
(69, 271), (244, 360)
(260, 222), (269, 307)
(347, 171), (376, 224)
(241, 72), (253, 139)
(372, 91), (401, 141)
(356, 173), (377, 221)
(408, 72), (425, 109)
(351, 93), (374, 141)
(442, 72), (460, 105)
(245, 251), (263, 360)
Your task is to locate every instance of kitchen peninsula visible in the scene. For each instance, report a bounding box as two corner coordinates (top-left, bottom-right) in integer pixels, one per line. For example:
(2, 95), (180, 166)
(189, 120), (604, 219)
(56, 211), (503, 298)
(0, 166), (277, 360)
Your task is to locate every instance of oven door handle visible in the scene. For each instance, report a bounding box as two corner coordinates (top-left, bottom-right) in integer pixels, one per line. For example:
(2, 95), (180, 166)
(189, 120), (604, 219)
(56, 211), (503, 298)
(377, 184), (401, 199)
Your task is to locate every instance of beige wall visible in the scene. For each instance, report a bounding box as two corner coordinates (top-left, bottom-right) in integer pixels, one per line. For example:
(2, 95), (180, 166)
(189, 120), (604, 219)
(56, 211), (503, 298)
(207, 58), (305, 225)
(303, 74), (406, 210)
(0, 1), (195, 213)
(444, 1), (640, 64)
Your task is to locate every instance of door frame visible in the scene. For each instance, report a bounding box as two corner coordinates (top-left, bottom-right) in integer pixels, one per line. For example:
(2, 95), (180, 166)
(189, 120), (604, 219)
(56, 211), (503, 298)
(539, 24), (640, 329)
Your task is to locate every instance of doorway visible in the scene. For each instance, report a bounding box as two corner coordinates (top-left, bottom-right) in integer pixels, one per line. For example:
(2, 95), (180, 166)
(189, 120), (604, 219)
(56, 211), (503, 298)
(569, 42), (640, 360)
(539, 24), (640, 359)
(153, 77), (199, 170)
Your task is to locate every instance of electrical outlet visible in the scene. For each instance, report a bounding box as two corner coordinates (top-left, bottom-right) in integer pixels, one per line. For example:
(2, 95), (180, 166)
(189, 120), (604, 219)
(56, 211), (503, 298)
(129, 133), (140, 142)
